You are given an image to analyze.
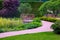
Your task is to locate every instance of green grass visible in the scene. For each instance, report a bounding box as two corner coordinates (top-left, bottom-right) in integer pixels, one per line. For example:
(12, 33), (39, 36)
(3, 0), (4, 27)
(0, 32), (60, 40)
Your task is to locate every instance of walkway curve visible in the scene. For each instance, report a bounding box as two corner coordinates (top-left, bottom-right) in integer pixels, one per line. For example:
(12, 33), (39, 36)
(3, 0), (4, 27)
(0, 21), (54, 38)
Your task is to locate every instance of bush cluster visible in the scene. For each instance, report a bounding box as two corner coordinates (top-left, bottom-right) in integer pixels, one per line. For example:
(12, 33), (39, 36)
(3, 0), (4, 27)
(21, 18), (42, 29)
(40, 16), (58, 22)
(0, 18), (23, 33)
(51, 20), (60, 34)
(0, 18), (42, 33)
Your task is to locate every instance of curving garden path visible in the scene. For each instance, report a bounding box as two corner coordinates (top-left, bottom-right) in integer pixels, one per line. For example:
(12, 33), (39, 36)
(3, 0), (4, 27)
(0, 21), (54, 38)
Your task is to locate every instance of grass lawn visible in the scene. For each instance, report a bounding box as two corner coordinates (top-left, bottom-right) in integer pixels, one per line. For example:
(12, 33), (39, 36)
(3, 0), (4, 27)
(0, 32), (60, 40)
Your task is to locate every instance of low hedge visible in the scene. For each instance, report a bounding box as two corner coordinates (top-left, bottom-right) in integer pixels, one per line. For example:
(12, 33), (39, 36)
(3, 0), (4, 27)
(40, 16), (59, 22)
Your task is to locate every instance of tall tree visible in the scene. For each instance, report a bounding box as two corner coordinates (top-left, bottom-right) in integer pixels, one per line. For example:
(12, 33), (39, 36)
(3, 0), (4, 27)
(18, 3), (32, 14)
(0, 0), (20, 18)
(39, 0), (60, 16)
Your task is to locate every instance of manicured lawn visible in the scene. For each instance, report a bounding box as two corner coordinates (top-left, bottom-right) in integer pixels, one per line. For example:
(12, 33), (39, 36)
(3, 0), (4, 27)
(0, 32), (60, 40)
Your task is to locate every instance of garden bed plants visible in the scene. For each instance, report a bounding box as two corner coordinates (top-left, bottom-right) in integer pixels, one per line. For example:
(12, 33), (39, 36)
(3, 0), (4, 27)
(21, 18), (42, 29)
(0, 17), (42, 33)
(40, 16), (59, 22)
(0, 17), (23, 33)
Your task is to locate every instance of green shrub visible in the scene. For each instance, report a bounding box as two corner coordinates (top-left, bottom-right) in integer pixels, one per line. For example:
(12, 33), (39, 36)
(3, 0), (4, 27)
(0, 28), (4, 33)
(51, 20), (60, 34)
(33, 18), (41, 22)
(40, 16), (58, 22)
(21, 18), (42, 29)
(21, 22), (42, 29)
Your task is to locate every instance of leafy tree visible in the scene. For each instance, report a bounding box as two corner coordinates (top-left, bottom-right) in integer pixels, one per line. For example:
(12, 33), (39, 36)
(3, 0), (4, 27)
(18, 3), (32, 14)
(0, 0), (19, 18)
(39, 0), (60, 16)
(20, 0), (40, 2)
(50, 0), (60, 2)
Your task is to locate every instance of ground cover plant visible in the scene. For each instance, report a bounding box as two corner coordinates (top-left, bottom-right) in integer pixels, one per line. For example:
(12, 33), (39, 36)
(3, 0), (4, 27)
(0, 32), (60, 40)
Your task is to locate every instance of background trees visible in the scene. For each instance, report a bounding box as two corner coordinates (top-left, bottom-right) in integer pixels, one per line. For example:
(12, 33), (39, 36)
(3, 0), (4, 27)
(20, 0), (40, 2)
(0, 0), (50, 18)
(0, 0), (19, 18)
(0, 0), (3, 10)
(39, 0), (60, 17)
(18, 3), (32, 14)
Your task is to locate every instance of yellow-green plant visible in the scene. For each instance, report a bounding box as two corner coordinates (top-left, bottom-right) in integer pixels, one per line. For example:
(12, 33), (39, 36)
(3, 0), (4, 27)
(0, 18), (23, 33)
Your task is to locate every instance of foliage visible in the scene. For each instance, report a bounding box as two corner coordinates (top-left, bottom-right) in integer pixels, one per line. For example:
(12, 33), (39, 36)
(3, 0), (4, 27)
(51, 20), (60, 34)
(30, 2), (43, 17)
(0, 28), (4, 33)
(39, 1), (49, 16)
(20, 0), (40, 2)
(50, 0), (60, 2)
(21, 18), (42, 29)
(0, 17), (42, 33)
(18, 3), (32, 14)
(0, 18), (23, 33)
(0, 0), (20, 18)
(39, 0), (60, 16)
(33, 18), (41, 22)
(22, 22), (42, 29)
(57, 14), (60, 17)
(40, 16), (58, 22)
(0, 0), (3, 10)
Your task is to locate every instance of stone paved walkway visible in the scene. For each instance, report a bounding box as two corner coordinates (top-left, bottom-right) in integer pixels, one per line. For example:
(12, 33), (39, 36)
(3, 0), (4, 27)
(0, 21), (54, 38)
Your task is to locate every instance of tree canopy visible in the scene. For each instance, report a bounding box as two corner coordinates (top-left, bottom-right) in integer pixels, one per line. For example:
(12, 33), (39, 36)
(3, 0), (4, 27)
(20, 0), (40, 2)
(0, 0), (3, 10)
(39, 0), (60, 16)
(18, 3), (32, 14)
(0, 0), (20, 18)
